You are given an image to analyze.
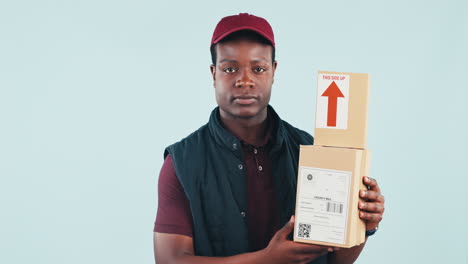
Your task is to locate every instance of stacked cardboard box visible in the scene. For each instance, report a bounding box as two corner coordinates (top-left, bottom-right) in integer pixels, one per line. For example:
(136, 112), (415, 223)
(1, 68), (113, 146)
(294, 71), (371, 248)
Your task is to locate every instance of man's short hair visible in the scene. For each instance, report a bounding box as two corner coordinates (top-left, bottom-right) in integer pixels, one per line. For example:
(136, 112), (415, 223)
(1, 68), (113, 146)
(210, 30), (276, 66)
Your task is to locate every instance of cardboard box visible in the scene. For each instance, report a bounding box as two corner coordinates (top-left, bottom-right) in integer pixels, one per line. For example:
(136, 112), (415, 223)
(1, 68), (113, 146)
(294, 145), (370, 248)
(314, 71), (370, 149)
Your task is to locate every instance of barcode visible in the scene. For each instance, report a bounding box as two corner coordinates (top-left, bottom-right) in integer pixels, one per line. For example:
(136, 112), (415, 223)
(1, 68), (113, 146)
(326, 202), (343, 214)
(298, 223), (311, 238)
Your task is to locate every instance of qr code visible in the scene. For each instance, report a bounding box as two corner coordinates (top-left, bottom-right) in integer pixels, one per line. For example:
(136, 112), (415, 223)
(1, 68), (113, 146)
(298, 223), (311, 238)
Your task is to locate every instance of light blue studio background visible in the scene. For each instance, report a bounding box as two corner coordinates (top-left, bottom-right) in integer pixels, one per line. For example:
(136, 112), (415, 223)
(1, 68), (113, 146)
(1, 0), (467, 263)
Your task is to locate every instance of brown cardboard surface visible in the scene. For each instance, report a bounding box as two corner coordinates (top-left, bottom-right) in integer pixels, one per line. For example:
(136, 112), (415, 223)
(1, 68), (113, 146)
(314, 71), (370, 149)
(294, 145), (369, 248)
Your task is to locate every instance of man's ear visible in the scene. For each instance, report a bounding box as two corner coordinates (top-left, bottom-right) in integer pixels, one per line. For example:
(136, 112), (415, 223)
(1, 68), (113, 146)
(272, 60), (278, 84)
(210, 64), (216, 83)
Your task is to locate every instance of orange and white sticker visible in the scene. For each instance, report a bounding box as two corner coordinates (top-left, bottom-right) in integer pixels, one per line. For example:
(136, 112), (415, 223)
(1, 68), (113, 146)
(316, 73), (350, 130)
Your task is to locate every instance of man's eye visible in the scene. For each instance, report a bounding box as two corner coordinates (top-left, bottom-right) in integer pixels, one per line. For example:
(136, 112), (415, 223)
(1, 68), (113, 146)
(254, 67), (266, 73)
(223, 67), (237, 73)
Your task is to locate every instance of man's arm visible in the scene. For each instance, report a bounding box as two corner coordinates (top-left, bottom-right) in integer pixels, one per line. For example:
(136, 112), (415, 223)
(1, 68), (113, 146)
(327, 239), (366, 264)
(154, 216), (334, 264)
(154, 156), (333, 264)
(328, 176), (385, 264)
(154, 232), (265, 264)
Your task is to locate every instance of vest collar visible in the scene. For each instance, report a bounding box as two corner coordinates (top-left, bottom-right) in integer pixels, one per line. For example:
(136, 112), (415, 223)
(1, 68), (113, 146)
(208, 105), (286, 155)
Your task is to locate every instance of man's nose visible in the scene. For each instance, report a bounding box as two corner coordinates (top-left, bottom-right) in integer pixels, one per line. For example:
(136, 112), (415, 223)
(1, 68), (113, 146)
(235, 69), (254, 88)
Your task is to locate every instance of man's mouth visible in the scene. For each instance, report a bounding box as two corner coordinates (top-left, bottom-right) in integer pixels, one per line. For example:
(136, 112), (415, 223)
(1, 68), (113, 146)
(233, 96), (257, 105)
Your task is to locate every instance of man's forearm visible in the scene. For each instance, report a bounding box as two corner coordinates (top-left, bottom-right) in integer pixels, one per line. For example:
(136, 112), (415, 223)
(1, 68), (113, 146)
(328, 238), (367, 264)
(163, 250), (267, 264)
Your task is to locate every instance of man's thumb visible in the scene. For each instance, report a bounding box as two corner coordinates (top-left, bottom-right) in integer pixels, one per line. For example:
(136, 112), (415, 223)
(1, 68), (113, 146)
(277, 215), (295, 239)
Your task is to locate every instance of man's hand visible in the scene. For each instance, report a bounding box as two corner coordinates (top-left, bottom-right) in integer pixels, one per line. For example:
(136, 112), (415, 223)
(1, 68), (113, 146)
(263, 215), (332, 264)
(327, 177), (384, 264)
(154, 215), (332, 264)
(359, 176), (385, 231)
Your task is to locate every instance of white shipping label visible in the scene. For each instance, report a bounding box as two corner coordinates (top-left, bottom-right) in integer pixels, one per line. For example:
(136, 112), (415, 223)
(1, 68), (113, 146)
(316, 73), (350, 130)
(295, 166), (351, 245)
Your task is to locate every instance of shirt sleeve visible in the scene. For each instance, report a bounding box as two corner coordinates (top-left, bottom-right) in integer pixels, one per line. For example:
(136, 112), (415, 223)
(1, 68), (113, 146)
(154, 154), (193, 237)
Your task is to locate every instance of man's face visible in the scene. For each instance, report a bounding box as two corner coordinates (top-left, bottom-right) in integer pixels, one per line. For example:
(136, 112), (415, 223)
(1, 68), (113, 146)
(210, 38), (277, 121)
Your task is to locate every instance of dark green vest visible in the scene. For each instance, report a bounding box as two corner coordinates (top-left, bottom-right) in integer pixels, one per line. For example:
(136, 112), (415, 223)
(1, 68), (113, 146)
(165, 106), (327, 263)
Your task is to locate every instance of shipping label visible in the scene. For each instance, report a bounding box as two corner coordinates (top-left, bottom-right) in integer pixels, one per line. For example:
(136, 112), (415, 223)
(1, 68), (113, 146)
(295, 166), (351, 244)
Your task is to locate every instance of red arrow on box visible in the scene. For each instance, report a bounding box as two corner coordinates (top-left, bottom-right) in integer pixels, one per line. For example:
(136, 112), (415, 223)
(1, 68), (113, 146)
(321, 81), (345, 127)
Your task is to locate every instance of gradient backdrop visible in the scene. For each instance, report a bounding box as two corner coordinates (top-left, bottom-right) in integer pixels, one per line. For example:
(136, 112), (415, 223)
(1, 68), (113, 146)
(1, 0), (467, 263)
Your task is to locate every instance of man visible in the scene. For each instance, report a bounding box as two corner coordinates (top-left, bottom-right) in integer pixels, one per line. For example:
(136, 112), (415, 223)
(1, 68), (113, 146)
(154, 13), (384, 264)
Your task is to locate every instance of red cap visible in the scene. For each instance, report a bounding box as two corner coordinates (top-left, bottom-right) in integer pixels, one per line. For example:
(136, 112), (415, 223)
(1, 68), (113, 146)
(210, 13), (275, 47)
